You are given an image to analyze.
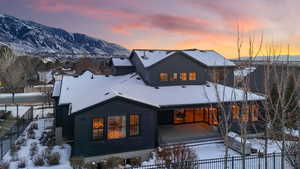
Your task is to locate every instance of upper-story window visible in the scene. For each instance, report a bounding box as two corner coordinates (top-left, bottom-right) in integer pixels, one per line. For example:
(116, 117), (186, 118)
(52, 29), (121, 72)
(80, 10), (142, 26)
(92, 118), (104, 140)
(107, 116), (126, 139)
(231, 105), (240, 120)
(180, 73), (187, 81)
(160, 73), (168, 81)
(170, 73), (178, 81)
(130, 114), (140, 136)
(189, 72), (197, 80)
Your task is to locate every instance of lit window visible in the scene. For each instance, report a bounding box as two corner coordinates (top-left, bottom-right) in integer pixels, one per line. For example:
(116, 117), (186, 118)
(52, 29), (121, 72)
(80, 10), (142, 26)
(92, 118), (104, 140)
(231, 105), (240, 120)
(241, 105), (249, 122)
(108, 116), (126, 139)
(170, 73), (178, 81)
(209, 107), (219, 125)
(180, 73), (187, 81)
(189, 72), (197, 80)
(160, 73), (168, 81)
(130, 114), (140, 136)
(250, 104), (259, 121)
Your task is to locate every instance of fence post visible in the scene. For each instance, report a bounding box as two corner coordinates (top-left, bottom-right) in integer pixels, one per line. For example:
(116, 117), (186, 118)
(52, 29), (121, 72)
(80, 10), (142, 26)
(232, 156), (234, 169)
(0, 138), (2, 160)
(273, 153), (276, 169)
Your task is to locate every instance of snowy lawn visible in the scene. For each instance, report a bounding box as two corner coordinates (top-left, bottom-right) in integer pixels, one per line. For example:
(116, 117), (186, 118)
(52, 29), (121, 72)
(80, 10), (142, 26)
(3, 118), (72, 169)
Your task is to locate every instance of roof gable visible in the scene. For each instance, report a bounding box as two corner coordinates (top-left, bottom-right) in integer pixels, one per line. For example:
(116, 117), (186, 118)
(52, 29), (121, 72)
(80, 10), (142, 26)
(132, 49), (235, 68)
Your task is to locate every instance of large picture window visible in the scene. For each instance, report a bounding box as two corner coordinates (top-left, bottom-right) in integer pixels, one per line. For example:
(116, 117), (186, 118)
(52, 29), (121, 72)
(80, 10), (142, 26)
(170, 73), (178, 81)
(108, 116), (126, 139)
(92, 118), (104, 140)
(250, 104), (259, 121)
(130, 114), (140, 136)
(180, 73), (187, 81)
(160, 73), (168, 81)
(189, 72), (197, 80)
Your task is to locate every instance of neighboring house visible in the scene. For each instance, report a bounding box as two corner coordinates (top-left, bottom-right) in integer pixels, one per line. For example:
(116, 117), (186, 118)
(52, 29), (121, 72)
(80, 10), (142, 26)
(53, 49), (265, 161)
(111, 57), (135, 75)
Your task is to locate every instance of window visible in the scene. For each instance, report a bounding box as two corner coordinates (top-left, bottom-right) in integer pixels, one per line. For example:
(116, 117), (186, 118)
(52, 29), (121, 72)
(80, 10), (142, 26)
(250, 104), (259, 121)
(130, 114), (140, 136)
(92, 118), (104, 140)
(231, 105), (240, 120)
(241, 105), (249, 122)
(189, 72), (197, 80)
(108, 116), (126, 139)
(209, 107), (219, 125)
(170, 73), (178, 81)
(180, 73), (187, 81)
(160, 73), (168, 81)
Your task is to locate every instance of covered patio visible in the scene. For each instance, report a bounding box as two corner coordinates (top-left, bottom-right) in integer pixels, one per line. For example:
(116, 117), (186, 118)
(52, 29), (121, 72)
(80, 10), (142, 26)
(158, 123), (221, 145)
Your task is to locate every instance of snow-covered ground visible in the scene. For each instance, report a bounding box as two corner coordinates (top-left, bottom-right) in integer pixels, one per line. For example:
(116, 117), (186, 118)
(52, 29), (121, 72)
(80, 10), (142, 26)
(3, 118), (72, 169)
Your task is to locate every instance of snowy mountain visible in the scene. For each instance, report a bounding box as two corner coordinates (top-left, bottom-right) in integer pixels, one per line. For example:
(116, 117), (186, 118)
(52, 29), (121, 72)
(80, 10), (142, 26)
(0, 14), (130, 58)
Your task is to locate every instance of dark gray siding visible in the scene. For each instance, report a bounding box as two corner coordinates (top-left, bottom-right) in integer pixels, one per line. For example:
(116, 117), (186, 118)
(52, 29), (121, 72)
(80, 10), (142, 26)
(130, 53), (150, 83)
(55, 104), (74, 140)
(147, 52), (209, 86)
(72, 97), (157, 157)
(112, 66), (135, 75)
(208, 67), (235, 86)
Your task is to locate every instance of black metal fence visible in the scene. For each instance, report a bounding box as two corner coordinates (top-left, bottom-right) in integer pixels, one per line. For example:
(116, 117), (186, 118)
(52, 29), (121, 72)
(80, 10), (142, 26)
(0, 105), (34, 159)
(127, 153), (298, 169)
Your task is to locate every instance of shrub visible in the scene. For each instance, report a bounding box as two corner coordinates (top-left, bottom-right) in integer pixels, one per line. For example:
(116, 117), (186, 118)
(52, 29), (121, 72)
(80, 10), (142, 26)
(18, 159), (26, 168)
(84, 162), (97, 169)
(10, 144), (20, 161)
(40, 130), (55, 147)
(30, 142), (38, 158)
(33, 155), (45, 166)
(155, 145), (197, 169)
(27, 129), (35, 139)
(45, 152), (60, 166)
(70, 156), (85, 169)
(30, 123), (38, 130)
(104, 157), (125, 168)
(0, 160), (9, 169)
(16, 137), (26, 146)
(128, 157), (142, 167)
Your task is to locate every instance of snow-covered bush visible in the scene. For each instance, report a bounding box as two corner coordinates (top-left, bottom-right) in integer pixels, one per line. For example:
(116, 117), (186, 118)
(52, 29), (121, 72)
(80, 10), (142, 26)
(83, 162), (97, 169)
(0, 160), (9, 169)
(27, 129), (35, 139)
(33, 154), (45, 166)
(102, 157), (125, 168)
(155, 144), (197, 169)
(30, 142), (38, 158)
(16, 137), (27, 146)
(17, 159), (26, 168)
(10, 144), (20, 161)
(128, 157), (142, 167)
(45, 152), (61, 166)
(29, 122), (38, 130)
(40, 130), (55, 147)
(70, 156), (85, 169)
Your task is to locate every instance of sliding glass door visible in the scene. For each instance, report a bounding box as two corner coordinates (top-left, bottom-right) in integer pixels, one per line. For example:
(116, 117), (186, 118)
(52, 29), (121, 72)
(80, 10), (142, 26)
(173, 107), (219, 125)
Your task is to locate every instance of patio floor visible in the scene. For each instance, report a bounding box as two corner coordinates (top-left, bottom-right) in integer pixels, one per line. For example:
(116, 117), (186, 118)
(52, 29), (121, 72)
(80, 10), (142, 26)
(159, 123), (221, 144)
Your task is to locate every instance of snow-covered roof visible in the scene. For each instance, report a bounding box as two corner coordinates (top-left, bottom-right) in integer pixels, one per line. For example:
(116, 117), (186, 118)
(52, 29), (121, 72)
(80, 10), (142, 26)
(112, 58), (132, 67)
(37, 71), (53, 83)
(234, 67), (256, 77)
(59, 71), (265, 114)
(52, 80), (62, 97)
(133, 49), (236, 68)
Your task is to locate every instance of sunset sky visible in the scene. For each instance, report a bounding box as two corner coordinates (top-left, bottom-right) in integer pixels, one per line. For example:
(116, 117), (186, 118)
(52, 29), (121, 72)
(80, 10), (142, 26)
(1, 0), (300, 58)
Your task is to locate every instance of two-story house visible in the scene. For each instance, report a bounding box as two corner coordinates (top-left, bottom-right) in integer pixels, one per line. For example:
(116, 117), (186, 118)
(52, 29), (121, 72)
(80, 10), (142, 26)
(53, 49), (265, 161)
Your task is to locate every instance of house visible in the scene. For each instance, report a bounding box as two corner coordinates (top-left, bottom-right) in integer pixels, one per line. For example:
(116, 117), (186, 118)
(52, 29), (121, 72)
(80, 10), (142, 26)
(53, 49), (265, 161)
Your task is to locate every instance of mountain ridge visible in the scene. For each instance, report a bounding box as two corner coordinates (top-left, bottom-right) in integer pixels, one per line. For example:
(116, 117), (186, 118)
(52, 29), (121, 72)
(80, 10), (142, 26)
(0, 14), (130, 58)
